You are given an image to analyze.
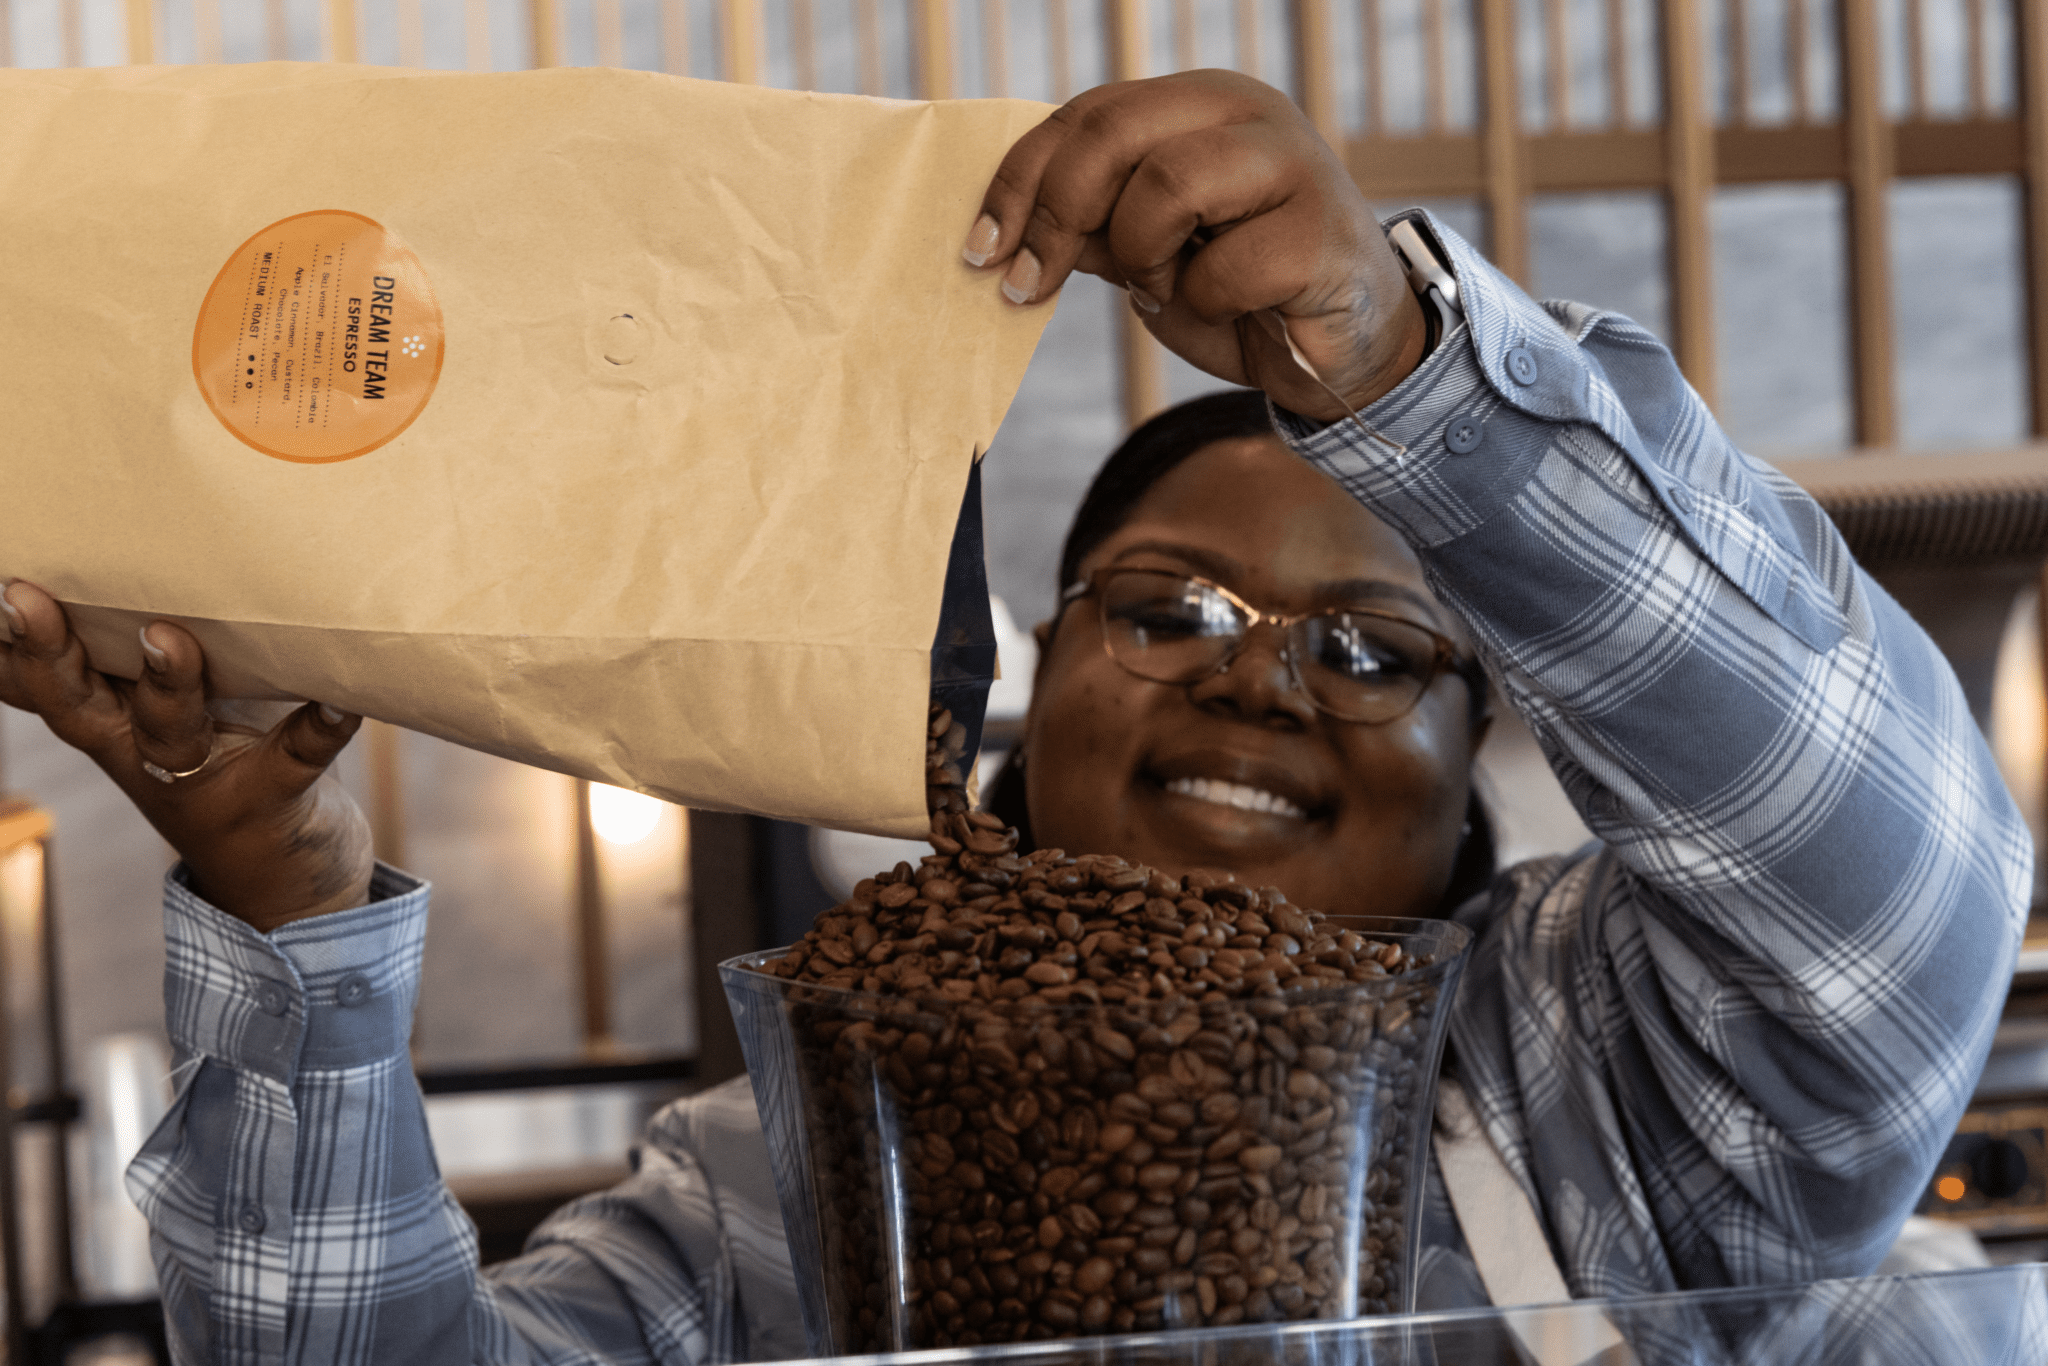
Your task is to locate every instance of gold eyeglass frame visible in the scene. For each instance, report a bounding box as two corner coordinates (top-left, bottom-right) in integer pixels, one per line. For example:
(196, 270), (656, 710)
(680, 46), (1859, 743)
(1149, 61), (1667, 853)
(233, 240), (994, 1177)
(1060, 567), (1483, 725)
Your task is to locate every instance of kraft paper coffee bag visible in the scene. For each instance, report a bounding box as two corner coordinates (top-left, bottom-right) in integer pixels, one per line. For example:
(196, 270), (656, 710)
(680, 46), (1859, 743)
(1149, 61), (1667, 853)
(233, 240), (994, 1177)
(0, 62), (1054, 837)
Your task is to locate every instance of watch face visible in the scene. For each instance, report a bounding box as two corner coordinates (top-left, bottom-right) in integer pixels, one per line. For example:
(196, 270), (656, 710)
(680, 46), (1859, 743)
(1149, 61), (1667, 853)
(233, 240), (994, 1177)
(1389, 218), (1460, 313)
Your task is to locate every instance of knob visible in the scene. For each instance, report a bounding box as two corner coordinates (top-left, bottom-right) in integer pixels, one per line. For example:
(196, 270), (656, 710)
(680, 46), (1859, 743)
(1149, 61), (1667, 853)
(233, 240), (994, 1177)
(1972, 1139), (2030, 1199)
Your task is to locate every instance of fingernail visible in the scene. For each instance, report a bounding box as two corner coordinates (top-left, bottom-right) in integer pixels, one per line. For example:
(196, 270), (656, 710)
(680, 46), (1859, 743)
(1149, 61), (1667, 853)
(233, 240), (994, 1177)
(139, 625), (170, 673)
(320, 705), (347, 726)
(0, 587), (23, 639)
(1128, 285), (1163, 315)
(1001, 249), (1041, 306)
(961, 214), (1001, 268)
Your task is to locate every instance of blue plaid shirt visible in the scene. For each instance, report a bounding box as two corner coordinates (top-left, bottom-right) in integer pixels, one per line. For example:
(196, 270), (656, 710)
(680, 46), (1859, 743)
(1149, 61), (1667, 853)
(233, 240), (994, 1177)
(129, 220), (2031, 1363)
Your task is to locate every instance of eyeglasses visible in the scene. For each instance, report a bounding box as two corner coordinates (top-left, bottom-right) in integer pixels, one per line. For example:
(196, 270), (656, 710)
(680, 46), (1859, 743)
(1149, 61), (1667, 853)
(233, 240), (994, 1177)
(1062, 567), (1479, 725)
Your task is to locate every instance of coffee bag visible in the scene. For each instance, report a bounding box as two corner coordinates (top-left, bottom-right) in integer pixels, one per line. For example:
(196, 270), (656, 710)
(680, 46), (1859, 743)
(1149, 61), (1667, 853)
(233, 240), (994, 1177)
(0, 63), (1052, 836)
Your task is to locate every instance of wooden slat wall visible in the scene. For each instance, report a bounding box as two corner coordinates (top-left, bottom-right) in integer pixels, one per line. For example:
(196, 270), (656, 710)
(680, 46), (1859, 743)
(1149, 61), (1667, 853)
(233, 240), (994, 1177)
(125, 0), (155, 62)
(722, 0), (759, 84)
(2026, 0), (2048, 437)
(1293, 0), (1341, 150)
(1664, 0), (1718, 406)
(1478, 0), (1530, 283)
(530, 0), (561, 69)
(245, 0), (2035, 470)
(1327, 0), (2037, 440)
(1842, 0), (1898, 445)
(1107, 0), (1168, 428)
(26, 0), (2045, 628)
(326, 0), (357, 62)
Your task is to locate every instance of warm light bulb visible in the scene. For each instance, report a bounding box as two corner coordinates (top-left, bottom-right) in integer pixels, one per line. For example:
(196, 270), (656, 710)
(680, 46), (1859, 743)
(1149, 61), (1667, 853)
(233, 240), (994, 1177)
(590, 784), (663, 845)
(1937, 1175), (1967, 1202)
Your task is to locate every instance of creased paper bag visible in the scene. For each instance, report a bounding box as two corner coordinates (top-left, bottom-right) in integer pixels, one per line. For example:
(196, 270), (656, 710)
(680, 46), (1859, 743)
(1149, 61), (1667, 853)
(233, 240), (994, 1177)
(0, 63), (1055, 838)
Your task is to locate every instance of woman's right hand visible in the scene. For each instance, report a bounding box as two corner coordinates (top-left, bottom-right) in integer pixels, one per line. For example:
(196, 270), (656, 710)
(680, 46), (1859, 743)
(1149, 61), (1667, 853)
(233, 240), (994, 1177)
(0, 579), (374, 934)
(964, 71), (1427, 424)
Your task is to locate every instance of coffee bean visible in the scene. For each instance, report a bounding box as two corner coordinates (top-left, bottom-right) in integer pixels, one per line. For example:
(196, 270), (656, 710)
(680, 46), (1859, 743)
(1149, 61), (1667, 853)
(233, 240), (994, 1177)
(1062, 1203), (1103, 1237)
(1238, 1145), (1284, 1174)
(1098, 1123), (1137, 1155)
(1200, 1092), (1242, 1127)
(1040, 1166), (1079, 1200)
(1136, 1162), (1182, 1191)
(1091, 1026), (1137, 1064)
(1108, 1093), (1152, 1124)
(1095, 1188), (1141, 1221)
(1073, 1256), (1116, 1296)
(1136, 1074), (1180, 1105)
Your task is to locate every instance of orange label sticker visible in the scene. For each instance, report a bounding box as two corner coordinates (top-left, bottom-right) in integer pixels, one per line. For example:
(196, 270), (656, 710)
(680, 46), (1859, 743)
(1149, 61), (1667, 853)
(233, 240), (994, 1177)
(192, 210), (444, 464)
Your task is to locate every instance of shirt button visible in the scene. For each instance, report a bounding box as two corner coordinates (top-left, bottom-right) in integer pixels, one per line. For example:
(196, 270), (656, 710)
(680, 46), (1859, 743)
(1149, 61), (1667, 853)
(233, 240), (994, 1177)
(1670, 486), (1695, 514)
(1506, 346), (1539, 386)
(237, 1203), (267, 1235)
(1445, 414), (1486, 455)
(336, 972), (373, 1008)
(254, 981), (290, 1017)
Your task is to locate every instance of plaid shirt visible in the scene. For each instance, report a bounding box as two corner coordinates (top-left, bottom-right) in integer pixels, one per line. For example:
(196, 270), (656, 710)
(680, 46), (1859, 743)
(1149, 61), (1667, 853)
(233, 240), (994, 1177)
(130, 219), (2031, 1364)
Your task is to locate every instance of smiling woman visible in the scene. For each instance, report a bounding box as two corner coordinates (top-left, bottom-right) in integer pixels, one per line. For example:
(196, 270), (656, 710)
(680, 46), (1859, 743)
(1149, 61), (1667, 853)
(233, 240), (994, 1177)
(983, 389), (1496, 922)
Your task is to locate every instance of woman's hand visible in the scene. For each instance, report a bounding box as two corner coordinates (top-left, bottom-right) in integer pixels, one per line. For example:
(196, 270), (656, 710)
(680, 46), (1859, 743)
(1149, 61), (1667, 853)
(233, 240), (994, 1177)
(965, 70), (1428, 423)
(0, 580), (373, 935)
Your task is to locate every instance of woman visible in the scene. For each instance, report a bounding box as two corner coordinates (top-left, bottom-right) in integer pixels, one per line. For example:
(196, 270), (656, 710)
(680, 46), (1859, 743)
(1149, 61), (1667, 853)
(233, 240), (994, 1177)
(977, 385), (1498, 927)
(0, 72), (2026, 1364)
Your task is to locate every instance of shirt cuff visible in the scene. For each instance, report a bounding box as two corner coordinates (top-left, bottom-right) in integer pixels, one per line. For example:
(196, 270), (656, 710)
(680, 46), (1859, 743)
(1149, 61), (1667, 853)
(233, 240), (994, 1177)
(1271, 211), (1593, 549)
(162, 863), (430, 1085)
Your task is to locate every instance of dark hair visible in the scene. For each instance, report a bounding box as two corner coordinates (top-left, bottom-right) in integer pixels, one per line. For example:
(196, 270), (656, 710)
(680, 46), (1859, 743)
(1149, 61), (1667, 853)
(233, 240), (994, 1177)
(1056, 389), (1279, 595)
(986, 389), (1498, 917)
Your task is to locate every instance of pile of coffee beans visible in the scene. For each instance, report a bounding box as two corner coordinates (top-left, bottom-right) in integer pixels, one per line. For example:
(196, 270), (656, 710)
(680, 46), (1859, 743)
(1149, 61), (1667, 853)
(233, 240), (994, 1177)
(749, 703), (1445, 1350)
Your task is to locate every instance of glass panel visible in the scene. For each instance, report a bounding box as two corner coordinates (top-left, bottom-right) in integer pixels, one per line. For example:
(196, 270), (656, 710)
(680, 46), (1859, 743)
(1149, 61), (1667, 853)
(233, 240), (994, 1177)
(1711, 182), (1853, 455)
(1891, 176), (2028, 451)
(1530, 191), (1671, 343)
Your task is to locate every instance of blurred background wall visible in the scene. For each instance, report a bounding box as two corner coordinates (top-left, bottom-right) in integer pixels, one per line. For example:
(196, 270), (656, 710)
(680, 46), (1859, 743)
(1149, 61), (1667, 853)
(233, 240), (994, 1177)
(2, 0), (2031, 1077)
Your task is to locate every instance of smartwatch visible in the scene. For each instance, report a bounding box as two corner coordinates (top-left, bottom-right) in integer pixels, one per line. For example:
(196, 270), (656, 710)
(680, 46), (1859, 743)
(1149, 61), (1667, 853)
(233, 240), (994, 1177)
(1385, 215), (1463, 363)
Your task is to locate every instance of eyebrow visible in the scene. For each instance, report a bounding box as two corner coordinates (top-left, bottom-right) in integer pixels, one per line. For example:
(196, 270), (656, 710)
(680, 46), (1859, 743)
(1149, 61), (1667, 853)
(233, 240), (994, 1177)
(1106, 542), (1443, 621)
(1111, 541), (1245, 582)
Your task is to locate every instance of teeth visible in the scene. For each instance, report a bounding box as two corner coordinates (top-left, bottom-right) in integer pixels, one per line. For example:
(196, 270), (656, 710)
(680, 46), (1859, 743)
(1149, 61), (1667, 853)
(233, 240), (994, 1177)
(1165, 777), (1307, 821)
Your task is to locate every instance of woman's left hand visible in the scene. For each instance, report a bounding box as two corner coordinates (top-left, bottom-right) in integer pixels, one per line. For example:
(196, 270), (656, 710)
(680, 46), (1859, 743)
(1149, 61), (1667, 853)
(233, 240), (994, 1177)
(964, 70), (1427, 422)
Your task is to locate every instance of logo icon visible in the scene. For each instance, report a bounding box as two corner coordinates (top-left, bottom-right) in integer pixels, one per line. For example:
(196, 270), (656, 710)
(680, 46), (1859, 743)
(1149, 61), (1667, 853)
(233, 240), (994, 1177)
(401, 335), (426, 359)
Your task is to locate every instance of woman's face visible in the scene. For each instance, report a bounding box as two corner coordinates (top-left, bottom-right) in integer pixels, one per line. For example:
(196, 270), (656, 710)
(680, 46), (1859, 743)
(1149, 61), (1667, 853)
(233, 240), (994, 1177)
(1023, 435), (1483, 918)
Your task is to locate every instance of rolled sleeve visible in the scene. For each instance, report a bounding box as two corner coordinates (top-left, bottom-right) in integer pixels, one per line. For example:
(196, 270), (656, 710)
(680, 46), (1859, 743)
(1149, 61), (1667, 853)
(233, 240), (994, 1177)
(133, 867), (757, 1365)
(135, 867), (463, 1366)
(1270, 216), (2028, 1295)
(161, 864), (428, 1083)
